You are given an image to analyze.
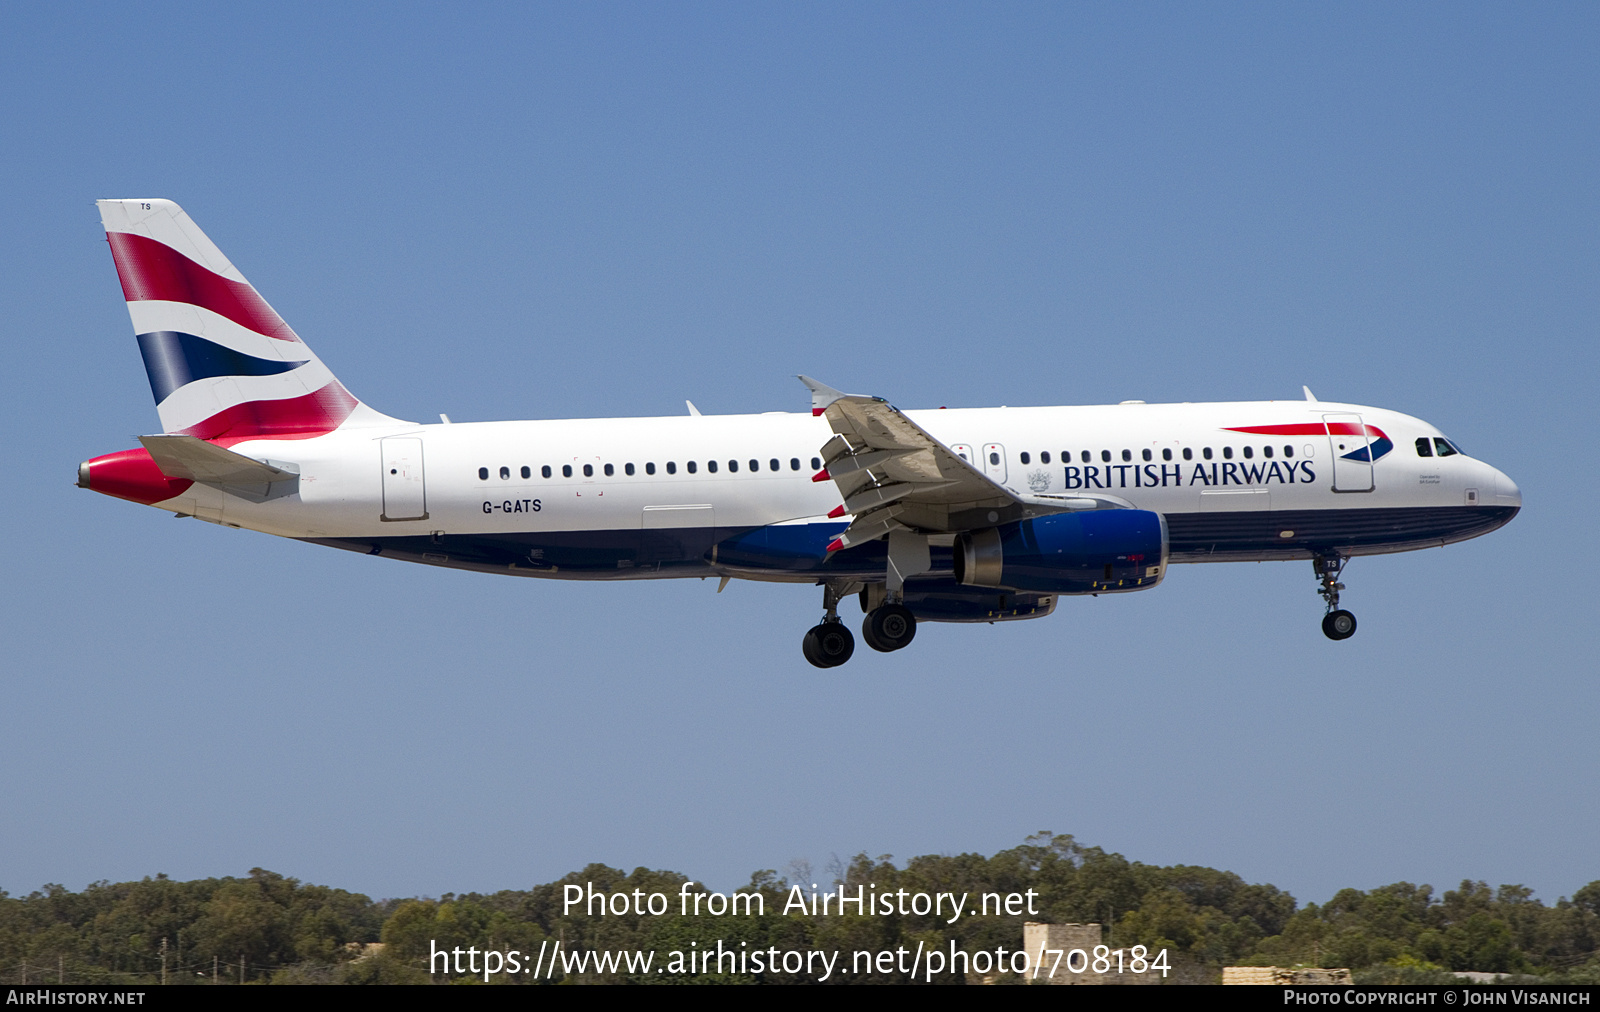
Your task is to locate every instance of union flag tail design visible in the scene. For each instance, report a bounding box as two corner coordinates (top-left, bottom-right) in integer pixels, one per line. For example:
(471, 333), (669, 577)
(97, 199), (400, 445)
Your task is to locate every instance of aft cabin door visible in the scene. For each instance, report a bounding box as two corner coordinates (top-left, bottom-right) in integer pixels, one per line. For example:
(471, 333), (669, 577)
(381, 437), (428, 521)
(1324, 413), (1374, 493)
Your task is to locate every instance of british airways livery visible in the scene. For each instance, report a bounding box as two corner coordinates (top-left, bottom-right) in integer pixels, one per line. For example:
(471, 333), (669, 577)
(78, 200), (1522, 667)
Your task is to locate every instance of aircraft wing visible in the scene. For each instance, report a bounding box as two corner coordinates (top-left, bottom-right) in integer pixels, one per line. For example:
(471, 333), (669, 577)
(801, 377), (1113, 550)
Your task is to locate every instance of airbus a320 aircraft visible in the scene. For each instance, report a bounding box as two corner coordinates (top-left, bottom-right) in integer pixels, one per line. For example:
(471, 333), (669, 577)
(78, 200), (1521, 667)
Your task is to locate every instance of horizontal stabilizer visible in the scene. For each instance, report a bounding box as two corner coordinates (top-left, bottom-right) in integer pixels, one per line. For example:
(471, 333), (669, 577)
(139, 434), (299, 485)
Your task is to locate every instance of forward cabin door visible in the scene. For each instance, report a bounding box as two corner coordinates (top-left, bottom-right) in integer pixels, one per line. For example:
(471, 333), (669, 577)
(381, 437), (428, 520)
(1324, 413), (1374, 493)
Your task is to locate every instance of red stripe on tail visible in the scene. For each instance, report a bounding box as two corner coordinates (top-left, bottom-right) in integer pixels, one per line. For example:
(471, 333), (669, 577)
(106, 232), (299, 342)
(180, 382), (359, 446)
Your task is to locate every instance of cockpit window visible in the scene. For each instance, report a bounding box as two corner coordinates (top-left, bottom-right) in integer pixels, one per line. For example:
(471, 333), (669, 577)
(1434, 437), (1459, 457)
(1415, 437), (1433, 458)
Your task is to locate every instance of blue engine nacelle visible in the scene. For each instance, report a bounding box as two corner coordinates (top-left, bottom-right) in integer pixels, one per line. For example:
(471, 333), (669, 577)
(953, 510), (1168, 595)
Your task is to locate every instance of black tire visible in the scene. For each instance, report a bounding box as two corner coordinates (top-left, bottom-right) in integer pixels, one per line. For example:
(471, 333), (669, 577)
(864, 604), (917, 653)
(803, 623), (854, 667)
(1322, 609), (1357, 641)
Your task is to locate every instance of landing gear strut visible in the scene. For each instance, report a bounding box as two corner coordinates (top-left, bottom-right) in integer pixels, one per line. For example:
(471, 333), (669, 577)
(1314, 554), (1357, 641)
(802, 583), (856, 668)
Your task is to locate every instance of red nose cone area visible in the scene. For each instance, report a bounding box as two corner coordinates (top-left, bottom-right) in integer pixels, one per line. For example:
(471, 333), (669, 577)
(80, 448), (193, 505)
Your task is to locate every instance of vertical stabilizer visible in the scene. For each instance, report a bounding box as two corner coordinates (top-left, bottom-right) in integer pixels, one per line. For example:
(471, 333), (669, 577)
(97, 199), (403, 444)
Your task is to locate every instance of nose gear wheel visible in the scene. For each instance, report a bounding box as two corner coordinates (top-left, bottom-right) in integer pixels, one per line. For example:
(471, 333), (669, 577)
(1313, 554), (1357, 640)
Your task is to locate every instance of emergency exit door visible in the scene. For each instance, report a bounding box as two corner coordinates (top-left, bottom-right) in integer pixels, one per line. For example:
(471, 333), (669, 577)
(982, 443), (1008, 483)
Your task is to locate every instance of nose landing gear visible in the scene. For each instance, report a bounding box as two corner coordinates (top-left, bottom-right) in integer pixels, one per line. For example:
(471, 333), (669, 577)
(1315, 554), (1357, 641)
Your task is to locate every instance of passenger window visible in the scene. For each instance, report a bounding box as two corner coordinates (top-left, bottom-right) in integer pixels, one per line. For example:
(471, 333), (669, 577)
(1203, 447), (1213, 460)
(604, 463), (614, 476)
(989, 452), (1000, 465)
(1163, 448), (1172, 461)
(1080, 451), (1090, 463)
(708, 460), (719, 473)
(1101, 450), (1111, 462)
(542, 465), (552, 478)
(1020, 452), (1031, 465)
(1183, 448), (1193, 461)
(1041, 451), (1051, 464)
(687, 461), (697, 474)
(521, 466), (531, 478)
(583, 464), (594, 477)
(1142, 448), (1152, 461)
(1434, 438), (1458, 457)
(499, 466), (510, 479)
(1243, 446), (1253, 459)
(811, 457), (821, 470)
(625, 463), (635, 476)
(1223, 447), (1233, 459)
(790, 458), (800, 470)
(770, 459), (780, 471)
(1121, 449), (1132, 462)
(666, 462), (676, 474)
(562, 464), (573, 478)
(478, 467), (488, 480)
(1262, 446), (1273, 458)
(728, 460), (738, 473)
(646, 462), (656, 475)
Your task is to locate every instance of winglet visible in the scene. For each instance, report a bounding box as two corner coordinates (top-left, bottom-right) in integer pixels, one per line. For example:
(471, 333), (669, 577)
(686, 400), (702, 417)
(1303, 385), (1318, 402)
(797, 375), (849, 416)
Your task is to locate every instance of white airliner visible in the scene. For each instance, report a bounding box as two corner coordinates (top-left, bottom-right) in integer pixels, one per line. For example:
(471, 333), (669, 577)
(78, 200), (1522, 666)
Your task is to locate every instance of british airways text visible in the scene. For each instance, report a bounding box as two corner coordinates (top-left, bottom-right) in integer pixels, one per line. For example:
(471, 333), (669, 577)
(1062, 462), (1316, 490)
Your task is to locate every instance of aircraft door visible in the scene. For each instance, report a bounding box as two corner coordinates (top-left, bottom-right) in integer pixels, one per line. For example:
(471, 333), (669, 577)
(951, 443), (975, 465)
(982, 443), (1007, 483)
(1324, 413), (1374, 493)
(381, 437), (428, 520)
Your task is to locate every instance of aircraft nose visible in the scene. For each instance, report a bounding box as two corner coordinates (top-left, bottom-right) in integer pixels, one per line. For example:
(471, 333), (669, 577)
(1491, 466), (1521, 508)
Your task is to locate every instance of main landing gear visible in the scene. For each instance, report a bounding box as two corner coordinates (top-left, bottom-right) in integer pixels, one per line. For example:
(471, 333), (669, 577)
(862, 603), (916, 653)
(1314, 554), (1357, 641)
(802, 582), (919, 667)
(802, 582), (855, 668)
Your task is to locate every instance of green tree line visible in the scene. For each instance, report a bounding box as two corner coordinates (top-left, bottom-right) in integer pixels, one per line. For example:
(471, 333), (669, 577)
(1, 835), (1595, 984)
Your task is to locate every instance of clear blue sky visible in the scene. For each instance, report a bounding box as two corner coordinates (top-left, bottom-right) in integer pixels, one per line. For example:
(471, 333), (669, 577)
(2, 2), (1595, 908)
